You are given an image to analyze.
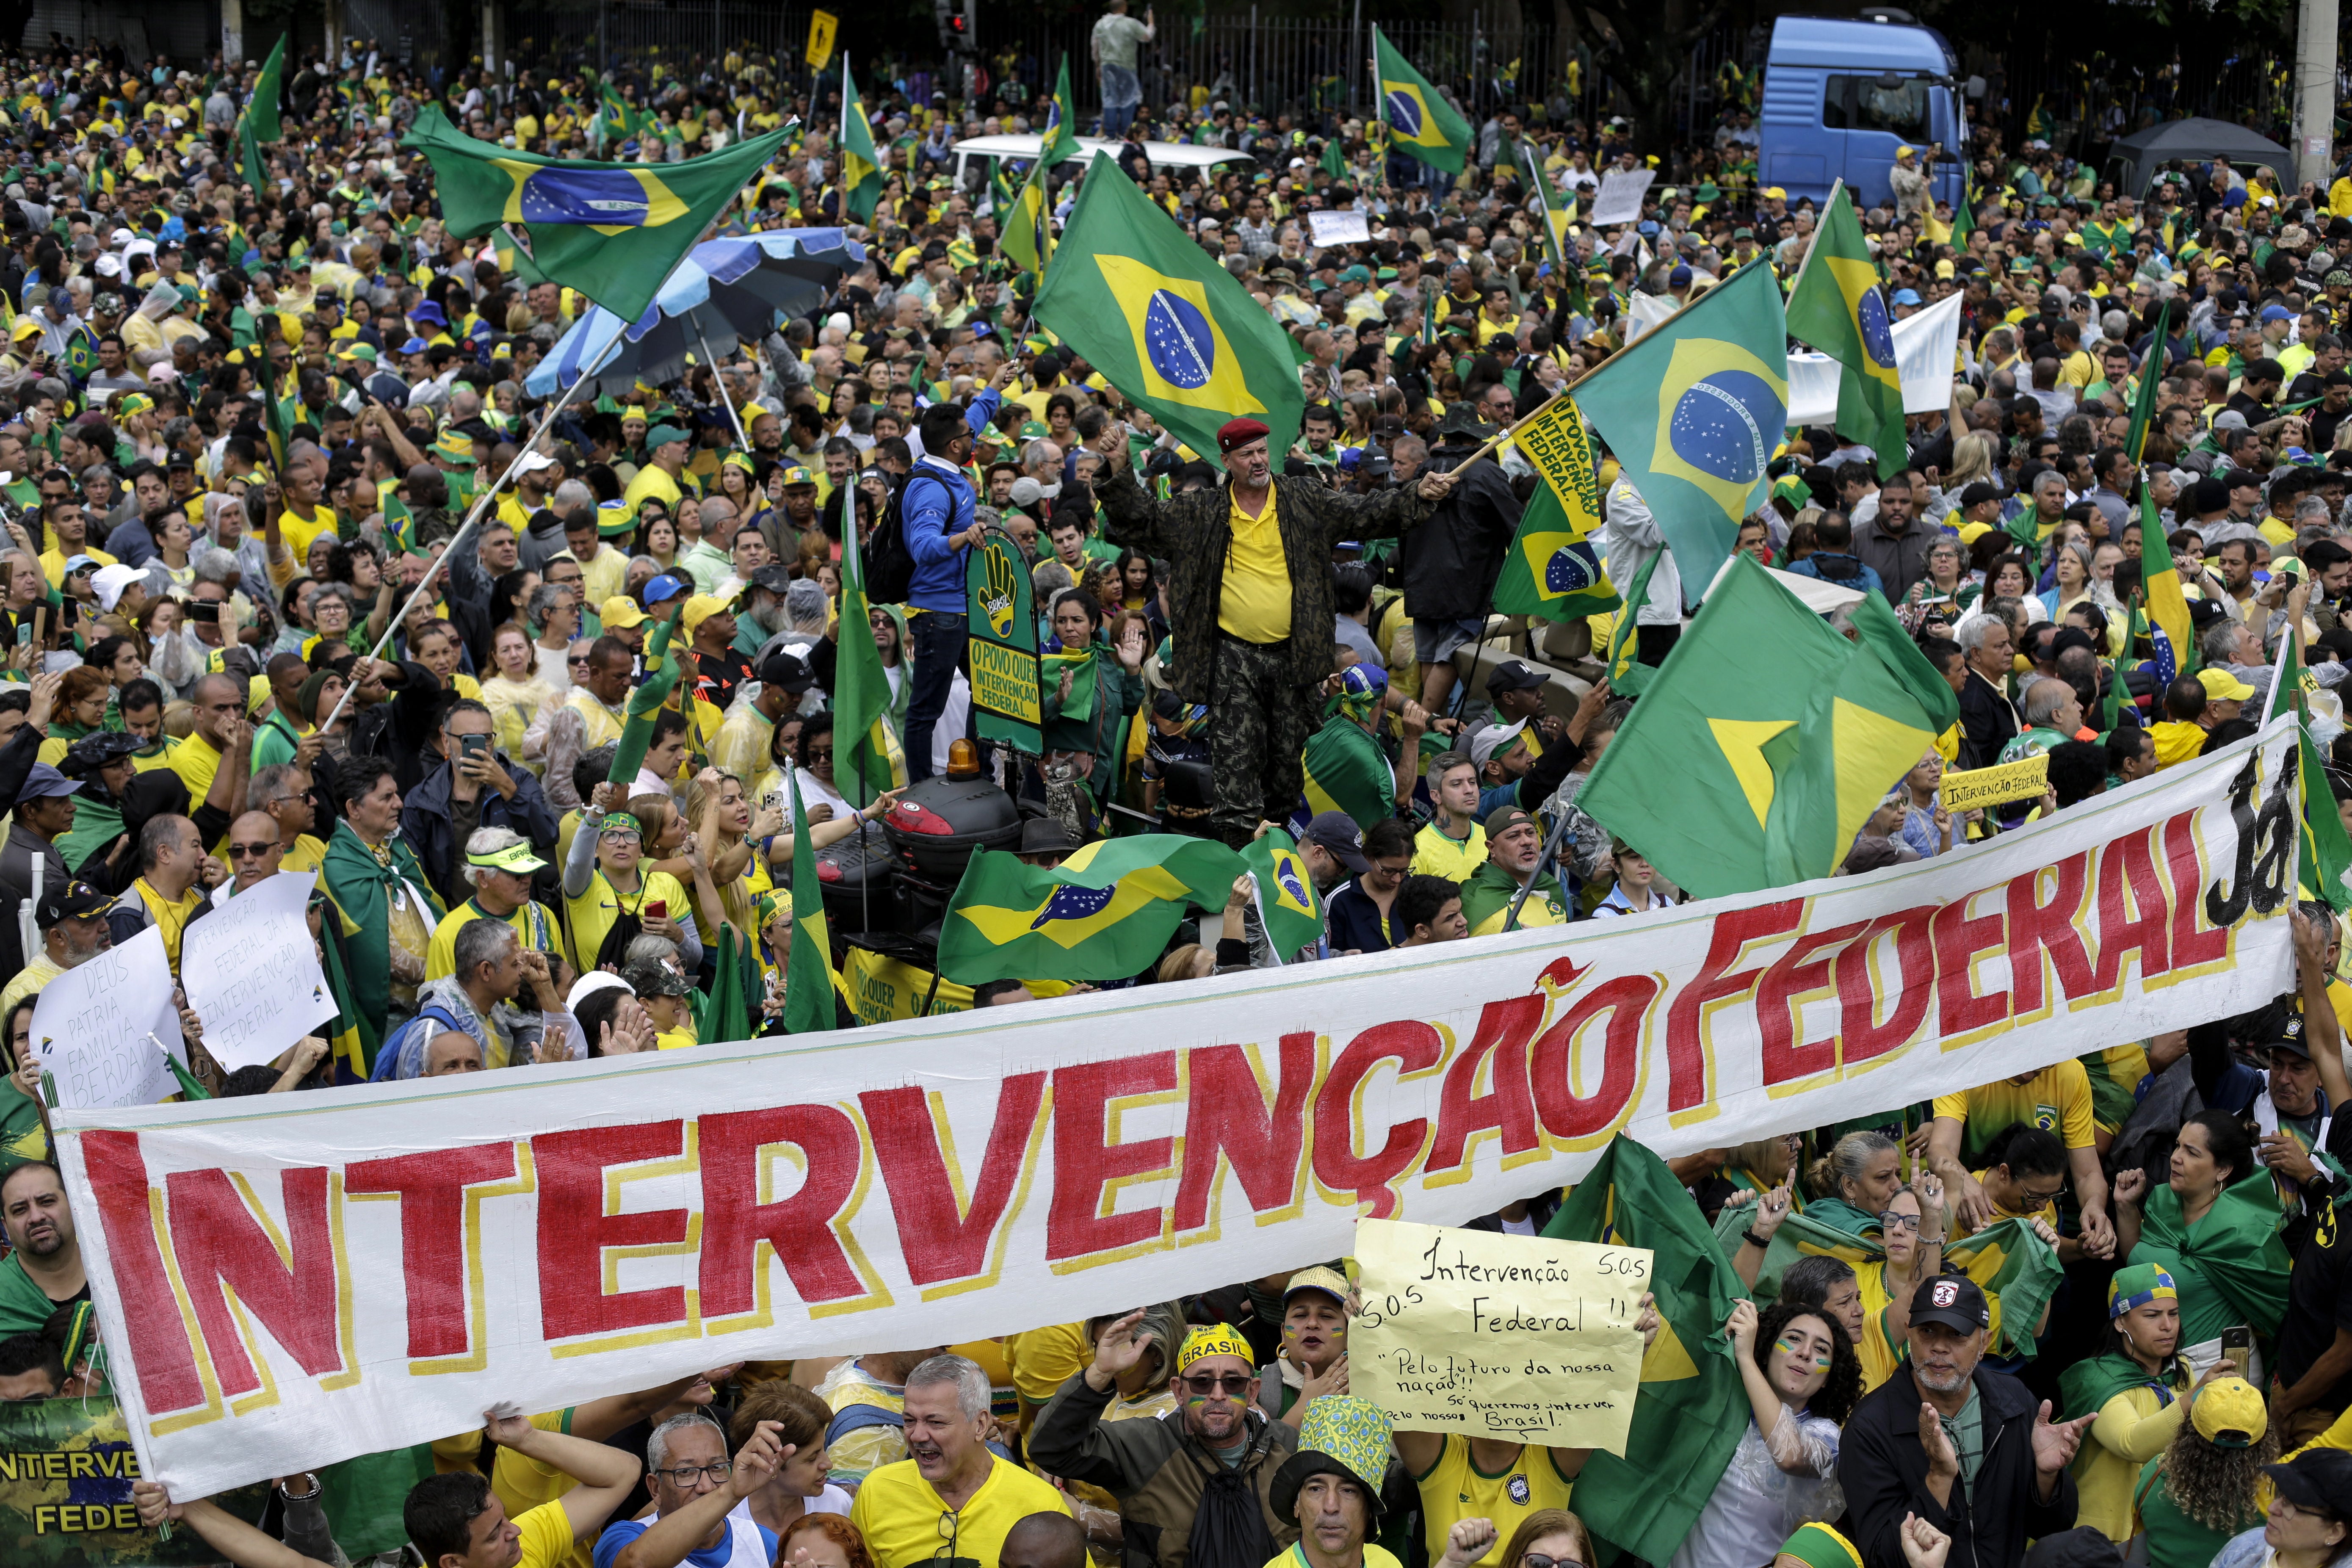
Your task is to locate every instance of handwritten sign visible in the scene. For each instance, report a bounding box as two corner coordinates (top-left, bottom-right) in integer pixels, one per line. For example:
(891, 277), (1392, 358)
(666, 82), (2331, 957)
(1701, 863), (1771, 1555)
(180, 873), (334, 1073)
(1589, 169), (1656, 227)
(1348, 1218), (1648, 1453)
(1307, 209), (1371, 246)
(28, 927), (181, 1110)
(1941, 752), (2050, 811)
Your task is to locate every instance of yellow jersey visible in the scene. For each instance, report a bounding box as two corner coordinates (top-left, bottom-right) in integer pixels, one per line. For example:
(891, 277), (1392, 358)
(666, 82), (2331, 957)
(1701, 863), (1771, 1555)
(1409, 1436), (1575, 1568)
(1219, 486), (1291, 642)
(849, 1455), (1072, 1568)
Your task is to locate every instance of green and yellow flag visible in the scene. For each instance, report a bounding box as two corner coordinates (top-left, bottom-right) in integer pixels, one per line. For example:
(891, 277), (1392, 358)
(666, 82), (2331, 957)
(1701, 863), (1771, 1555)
(1545, 1137), (1745, 1565)
(403, 105), (792, 325)
(939, 835), (1248, 984)
(835, 499), (905, 806)
(1522, 145), (1575, 268)
(607, 601), (686, 786)
(784, 767), (837, 1034)
(1242, 828), (1325, 958)
(1298, 716), (1394, 835)
(1492, 396), (1618, 624)
(1577, 555), (1957, 897)
(2137, 488), (2194, 684)
(246, 34), (286, 144)
(1569, 257), (1788, 591)
(2125, 301), (2171, 462)
(2266, 626), (2352, 911)
(1041, 54), (1079, 167)
(1036, 154), (1307, 465)
(1600, 550), (1661, 697)
(1374, 28), (1471, 174)
(840, 57), (884, 223)
(1785, 183), (1906, 476)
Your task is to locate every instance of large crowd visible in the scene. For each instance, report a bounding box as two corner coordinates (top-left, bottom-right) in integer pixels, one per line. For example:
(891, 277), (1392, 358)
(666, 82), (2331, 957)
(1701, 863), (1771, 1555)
(0, 14), (2347, 1568)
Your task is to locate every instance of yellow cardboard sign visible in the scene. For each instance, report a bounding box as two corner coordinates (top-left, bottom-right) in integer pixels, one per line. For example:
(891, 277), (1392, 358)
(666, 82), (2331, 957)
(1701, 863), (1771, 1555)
(1347, 1218), (1648, 1453)
(1940, 752), (2049, 812)
(806, 11), (840, 69)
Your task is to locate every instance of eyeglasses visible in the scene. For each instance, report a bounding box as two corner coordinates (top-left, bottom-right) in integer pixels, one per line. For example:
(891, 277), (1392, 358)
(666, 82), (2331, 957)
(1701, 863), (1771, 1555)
(807, 747), (834, 762)
(228, 842), (278, 859)
(2016, 1184), (2067, 1207)
(1519, 1556), (1587, 1568)
(1878, 1211), (1921, 1233)
(934, 1508), (961, 1563)
(1181, 1373), (1252, 1395)
(654, 1462), (732, 1486)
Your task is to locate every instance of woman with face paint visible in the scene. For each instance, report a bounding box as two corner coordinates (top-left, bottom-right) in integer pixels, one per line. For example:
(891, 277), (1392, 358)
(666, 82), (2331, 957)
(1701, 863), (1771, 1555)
(1667, 1302), (1861, 1568)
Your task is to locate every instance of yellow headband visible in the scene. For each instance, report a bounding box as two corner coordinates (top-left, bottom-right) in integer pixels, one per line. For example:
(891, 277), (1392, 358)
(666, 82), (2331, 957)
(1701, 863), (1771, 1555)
(1176, 1323), (1253, 1373)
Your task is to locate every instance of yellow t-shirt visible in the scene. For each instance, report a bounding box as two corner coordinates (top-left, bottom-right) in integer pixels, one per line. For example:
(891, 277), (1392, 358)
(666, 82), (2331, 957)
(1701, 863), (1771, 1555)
(849, 1455), (1072, 1568)
(2075, 1382), (2189, 1542)
(1411, 820), (1487, 882)
(1931, 1059), (2097, 1165)
(426, 897), (563, 988)
(489, 1411), (594, 1568)
(1410, 1436), (1575, 1568)
(575, 544), (631, 609)
(563, 869), (688, 973)
(1266, 1546), (1404, 1568)
(623, 462), (691, 515)
(277, 503), (339, 562)
(2260, 515), (2298, 548)
(1857, 1258), (1905, 1394)
(1219, 487), (1292, 642)
(39, 543), (116, 589)
(168, 731), (225, 809)
(515, 1500), (581, 1568)
(1005, 1322), (1090, 1415)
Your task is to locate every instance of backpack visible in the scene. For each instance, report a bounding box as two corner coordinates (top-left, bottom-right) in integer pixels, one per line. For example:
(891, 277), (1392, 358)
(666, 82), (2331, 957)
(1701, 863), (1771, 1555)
(864, 474), (921, 606)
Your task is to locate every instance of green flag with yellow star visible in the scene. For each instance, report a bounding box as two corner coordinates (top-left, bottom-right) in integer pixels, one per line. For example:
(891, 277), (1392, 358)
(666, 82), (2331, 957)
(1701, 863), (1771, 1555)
(1575, 554), (1958, 896)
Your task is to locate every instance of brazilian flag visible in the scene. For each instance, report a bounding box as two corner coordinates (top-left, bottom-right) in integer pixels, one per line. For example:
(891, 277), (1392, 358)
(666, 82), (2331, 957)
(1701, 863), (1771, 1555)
(1297, 714), (1394, 835)
(1241, 829), (1324, 959)
(60, 327), (94, 383)
(1373, 28), (1470, 174)
(2264, 628), (2352, 911)
(840, 57), (884, 223)
(1599, 549), (1661, 697)
(1040, 53), (1079, 166)
(1570, 257), (1788, 592)
(402, 104), (792, 325)
(1545, 1136), (1746, 1565)
(939, 835), (1249, 984)
(1493, 396), (1618, 624)
(784, 767), (837, 1034)
(1785, 184), (1906, 477)
(1576, 555), (1957, 898)
(247, 34), (286, 143)
(988, 156), (1018, 221)
(1036, 153), (1306, 465)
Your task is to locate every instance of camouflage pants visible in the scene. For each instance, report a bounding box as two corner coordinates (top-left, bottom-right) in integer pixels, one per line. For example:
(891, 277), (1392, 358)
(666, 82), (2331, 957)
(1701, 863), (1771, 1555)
(1208, 633), (1317, 844)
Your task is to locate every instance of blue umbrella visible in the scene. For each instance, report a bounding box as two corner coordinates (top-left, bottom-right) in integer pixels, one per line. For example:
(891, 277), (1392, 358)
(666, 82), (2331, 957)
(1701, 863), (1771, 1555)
(526, 228), (865, 404)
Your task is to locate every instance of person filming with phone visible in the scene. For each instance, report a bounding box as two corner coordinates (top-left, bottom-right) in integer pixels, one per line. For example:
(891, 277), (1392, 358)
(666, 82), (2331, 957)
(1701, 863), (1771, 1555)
(400, 697), (560, 908)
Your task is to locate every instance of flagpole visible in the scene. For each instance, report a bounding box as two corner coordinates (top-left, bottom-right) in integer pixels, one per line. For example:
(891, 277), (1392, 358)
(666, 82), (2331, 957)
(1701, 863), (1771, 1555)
(312, 347), (614, 736)
(696, 326), (750, 446)
(1443, 387), (1569, 480)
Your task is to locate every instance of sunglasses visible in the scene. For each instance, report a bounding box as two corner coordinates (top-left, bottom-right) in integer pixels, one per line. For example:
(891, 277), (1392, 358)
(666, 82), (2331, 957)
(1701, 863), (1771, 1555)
(227, 841), (278, 859)
(1181, 1373), (1250, 1395)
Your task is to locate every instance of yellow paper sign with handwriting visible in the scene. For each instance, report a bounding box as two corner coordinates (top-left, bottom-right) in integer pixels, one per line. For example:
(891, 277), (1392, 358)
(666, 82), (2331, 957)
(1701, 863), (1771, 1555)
(1347, 1218), (1649, 1453)
(1940, 753), (2050, 812)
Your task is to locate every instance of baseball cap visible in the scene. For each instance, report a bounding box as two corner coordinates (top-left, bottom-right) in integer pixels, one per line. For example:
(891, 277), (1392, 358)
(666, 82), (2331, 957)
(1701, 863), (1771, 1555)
(2262, 303), (2295, 324)
(90, 562), (144, 611)
(599, 596), (649, 630)
(2265, 1449), (2352, 1518)
(747, 564), (795, 594)
(1957, 482), (2004, 510)
(465, 840), (548, 875)
(1484, 806), (1537, 839)
(1284, 1265), (1349, 1306)
(760, 648), (815, 694)
(2021, 1529), (2124, 1568)
(17, 762), (81, 801)
(1468, 719), (1528, 768)
(2190, 1375), (2267, 1447)
(34, 877), (110, 928)
(1298, 811), (1371, 877)
(2197, 667), (2255, 702)
(779, 464), (817, 488)
(644, 423), (689, 449)
(1484, 659), (1548, 696)
(642, 573), (692, 606)
(619, 957), (692, 998)
(567, 970), (630, 1012)
(680, 593), (737, 638)
(1910, 1274), (1990, 1333)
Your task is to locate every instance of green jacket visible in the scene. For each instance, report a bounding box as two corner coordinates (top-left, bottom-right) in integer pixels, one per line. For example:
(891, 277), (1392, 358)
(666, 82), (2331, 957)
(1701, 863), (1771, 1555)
(319, 819), (445, 1069)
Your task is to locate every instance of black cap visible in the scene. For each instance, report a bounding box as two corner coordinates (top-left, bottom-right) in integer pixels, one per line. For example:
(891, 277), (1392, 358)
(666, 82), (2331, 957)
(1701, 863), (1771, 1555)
(2266, 1449), (2352, 1519)
(2192, 475), (2233, 512)
(35, 878), (111, 929)
(759, 648), (814, 694)
(1910, 1274), (1991, 1333)
(1019, 817), (1080, 856)
(619, 957), (692, 998)
(2265, 1007), (2313, 1060)
(61, 728), (144, 775)
(1484, 658), (1549, 696)
(1299, 811), (1371, 876)
(1957, 482), (2004, 510)
(2022, 1529), (2125, 1568)
(747, 564), (795, 594)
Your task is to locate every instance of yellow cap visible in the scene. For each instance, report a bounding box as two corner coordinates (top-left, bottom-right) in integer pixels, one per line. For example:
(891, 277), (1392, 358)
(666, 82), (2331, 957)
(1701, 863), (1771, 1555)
(1175, 1324), (1254, 1373)
(600, 596), (649, 629)
(680, 593), (737, 638)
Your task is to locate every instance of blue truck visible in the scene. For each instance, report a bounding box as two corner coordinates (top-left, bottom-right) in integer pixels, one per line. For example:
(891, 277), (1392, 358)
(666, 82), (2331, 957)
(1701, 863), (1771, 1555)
(1756, 10), (1969, 213)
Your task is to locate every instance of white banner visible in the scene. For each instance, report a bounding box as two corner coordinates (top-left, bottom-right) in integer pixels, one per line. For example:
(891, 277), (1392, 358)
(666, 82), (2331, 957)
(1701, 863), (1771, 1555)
(1785, 289), (1966, 428)
(180, 873), (337, 1074)
(53, 721), (2299, 1498)
(1589, 169), (1655, 227)
(31, 925), (182, 1109)
(1307, 209), (1371, 246)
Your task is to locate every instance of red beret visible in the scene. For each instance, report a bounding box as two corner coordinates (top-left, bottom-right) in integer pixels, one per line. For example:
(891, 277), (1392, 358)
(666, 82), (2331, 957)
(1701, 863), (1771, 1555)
(1216, 418), (1271, 454)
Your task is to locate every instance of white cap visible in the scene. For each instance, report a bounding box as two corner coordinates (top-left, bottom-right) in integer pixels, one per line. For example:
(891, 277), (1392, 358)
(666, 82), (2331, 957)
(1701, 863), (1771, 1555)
(515, 450), (557, 476)
(1467, 719), (1528, 769)
(567, 970), (630, 1012)
(90, 563), (144, 611)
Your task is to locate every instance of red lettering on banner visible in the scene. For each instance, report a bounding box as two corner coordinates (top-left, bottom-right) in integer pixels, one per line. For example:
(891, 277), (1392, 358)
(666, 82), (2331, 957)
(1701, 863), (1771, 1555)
(1046, 1053), (1178, 1261)
(77, 1130), (205, 1414)
(1932, 890), (2008, 1038)
(863, 1073), (1047, 1287)
(346, 1143), (521, 1361)
(1758, 920), (1867, 1087)
(2164, 809), (2231, 969)
(1529, 976), (1659, 1139)
(1171, 1035), (1315, 1232)
(1836, 907), (1939, 1066)
(2092, 827), (2172, 993)
(1312, 1020), (1442, 1216)
(2006, 852), (2096, 1017)
(698, 1106), (866, 1315)
(1666, 901), (1801, 1110)
(1425, 996), (1542, 1173)
(536, 1123), (689, 1340)
(164, 1167), (343, 1396)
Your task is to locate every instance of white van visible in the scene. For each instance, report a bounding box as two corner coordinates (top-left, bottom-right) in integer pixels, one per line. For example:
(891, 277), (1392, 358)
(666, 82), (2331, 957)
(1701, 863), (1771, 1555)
(947, 133), (1257, 191)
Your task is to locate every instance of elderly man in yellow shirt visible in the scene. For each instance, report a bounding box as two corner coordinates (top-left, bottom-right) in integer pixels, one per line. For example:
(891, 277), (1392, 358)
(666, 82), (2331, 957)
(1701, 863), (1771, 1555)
(624, 423), (699, 516)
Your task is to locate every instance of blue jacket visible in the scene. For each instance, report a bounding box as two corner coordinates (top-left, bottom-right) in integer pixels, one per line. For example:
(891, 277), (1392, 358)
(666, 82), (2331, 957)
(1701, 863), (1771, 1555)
(901, 390), (1002, 612)
(1785, 551), (1885, 598)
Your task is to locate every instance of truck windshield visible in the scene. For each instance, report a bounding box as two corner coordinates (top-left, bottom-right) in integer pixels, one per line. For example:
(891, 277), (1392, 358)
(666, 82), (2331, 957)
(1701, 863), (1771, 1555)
(1823, 74), (1932, 139)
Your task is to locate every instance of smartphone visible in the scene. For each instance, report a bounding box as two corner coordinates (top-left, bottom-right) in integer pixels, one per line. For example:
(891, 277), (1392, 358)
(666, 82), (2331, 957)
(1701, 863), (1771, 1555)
(187, 601), (221, 625)
(2221, 1326), (2252, 1379)
(644, 899), (668, 920)
(459, 733), (490, 759)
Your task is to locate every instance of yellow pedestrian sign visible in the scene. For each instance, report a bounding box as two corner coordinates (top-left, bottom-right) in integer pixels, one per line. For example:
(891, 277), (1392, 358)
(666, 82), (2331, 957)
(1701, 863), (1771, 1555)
(806, 11), (838, 69)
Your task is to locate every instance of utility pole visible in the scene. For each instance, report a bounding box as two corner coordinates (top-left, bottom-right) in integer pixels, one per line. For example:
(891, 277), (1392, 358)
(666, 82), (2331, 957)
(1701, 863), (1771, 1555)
(2295, 0), (2338, 191)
